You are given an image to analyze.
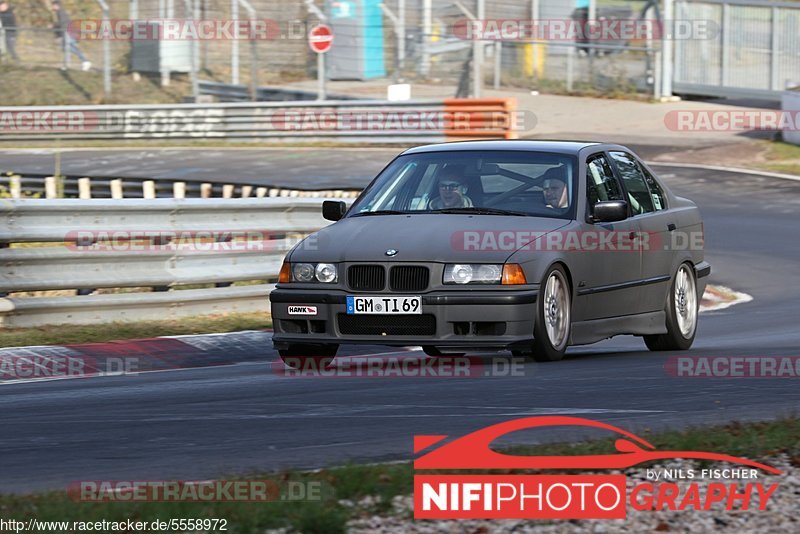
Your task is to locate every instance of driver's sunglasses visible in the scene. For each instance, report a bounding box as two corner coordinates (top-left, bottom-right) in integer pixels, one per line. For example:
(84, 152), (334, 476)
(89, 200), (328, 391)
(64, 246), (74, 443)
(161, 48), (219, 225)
(439, 182), (461, 191)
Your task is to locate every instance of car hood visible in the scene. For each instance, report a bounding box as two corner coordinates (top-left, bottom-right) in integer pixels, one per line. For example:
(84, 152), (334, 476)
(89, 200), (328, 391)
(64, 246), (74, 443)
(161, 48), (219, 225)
(290, 214), (571, 263)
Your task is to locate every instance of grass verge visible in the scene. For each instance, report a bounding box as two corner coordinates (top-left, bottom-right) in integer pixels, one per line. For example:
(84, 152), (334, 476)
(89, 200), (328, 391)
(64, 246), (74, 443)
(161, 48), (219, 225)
(0, 312), (271, 348)
(1, 417), (797, 533)
(758, 140), (800, 176)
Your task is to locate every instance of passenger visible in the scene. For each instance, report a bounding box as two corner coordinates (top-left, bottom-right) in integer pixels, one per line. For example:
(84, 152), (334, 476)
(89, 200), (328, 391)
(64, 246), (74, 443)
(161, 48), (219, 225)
(543, 175), (569, 209)
(428, 166), (473, 210)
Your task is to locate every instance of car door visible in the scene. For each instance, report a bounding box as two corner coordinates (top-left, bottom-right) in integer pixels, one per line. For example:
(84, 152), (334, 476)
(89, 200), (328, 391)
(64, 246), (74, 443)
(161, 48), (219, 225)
(573, 152), (643, 322)
(608, 151), (673, 314)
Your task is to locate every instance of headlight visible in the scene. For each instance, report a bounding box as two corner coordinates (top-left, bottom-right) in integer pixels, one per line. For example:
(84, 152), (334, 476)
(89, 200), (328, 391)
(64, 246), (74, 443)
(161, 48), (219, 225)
(292, 263), (315, 282)
(289, 263), (338, 283)
(444, 264), (503, 285)
(315, 263), (338, 283)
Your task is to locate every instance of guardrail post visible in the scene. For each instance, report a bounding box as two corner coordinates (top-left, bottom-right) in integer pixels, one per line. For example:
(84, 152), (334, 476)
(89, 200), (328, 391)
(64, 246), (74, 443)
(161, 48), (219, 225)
(110, 179), (123, 199)
(256, 187), (267, 197)
(143, 180), (156, 199)
(44, 177), (58, 199)
(9, 175), (21, 199)
(173, 182), (186, 198)
(201, 183), (212, 198)
(222, 184), (234, 198)
(241, 185), (252, 198)
(78, 177), (92, 199)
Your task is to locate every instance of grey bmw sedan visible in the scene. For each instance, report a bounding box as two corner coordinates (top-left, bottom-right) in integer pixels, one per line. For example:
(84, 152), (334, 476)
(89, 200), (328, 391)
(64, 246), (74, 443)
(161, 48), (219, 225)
(270, 141), (710, 365)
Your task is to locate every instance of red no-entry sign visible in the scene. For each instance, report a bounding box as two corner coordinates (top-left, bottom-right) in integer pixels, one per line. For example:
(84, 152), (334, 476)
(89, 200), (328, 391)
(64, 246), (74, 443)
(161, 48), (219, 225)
(309, 24), (334, 54)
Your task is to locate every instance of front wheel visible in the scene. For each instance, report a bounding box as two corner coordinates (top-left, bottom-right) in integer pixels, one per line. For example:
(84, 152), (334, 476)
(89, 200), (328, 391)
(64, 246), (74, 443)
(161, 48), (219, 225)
(278, 344), (338, 370)
(645, 262), (698, 351)
(517, 265), (572, 362)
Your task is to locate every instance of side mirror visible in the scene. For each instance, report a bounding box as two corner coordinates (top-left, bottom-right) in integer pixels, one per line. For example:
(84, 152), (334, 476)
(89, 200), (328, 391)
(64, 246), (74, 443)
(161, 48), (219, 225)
(322, 200), (347, 222)
(592, 200), (628, 223)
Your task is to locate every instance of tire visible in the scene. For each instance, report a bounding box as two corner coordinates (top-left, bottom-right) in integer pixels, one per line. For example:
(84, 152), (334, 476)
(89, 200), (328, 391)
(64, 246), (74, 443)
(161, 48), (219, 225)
(422, 346), (466, 357)
(278, 344), (338, 370)
(645, 262), (698, 351)
(518, 264), (572, 362)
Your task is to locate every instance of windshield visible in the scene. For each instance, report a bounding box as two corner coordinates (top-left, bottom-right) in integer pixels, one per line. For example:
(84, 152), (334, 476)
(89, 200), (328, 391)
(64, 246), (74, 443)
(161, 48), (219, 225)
(349, 150), (577, 220)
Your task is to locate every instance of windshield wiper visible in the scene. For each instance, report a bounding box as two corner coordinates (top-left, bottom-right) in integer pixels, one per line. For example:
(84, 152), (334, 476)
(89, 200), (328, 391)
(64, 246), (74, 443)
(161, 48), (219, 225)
(428, 207), (532, 216)
(350, 210), (407, 217)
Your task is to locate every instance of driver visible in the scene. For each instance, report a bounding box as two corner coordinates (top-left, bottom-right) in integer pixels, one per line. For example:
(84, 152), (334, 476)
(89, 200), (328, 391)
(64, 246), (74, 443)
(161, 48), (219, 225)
(428, 166), (473, 210)
(543, 176), (569, 209)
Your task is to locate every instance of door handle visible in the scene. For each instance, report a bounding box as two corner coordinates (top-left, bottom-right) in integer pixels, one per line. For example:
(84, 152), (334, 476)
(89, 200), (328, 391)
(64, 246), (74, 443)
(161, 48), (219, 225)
(667, 223), (677, 232)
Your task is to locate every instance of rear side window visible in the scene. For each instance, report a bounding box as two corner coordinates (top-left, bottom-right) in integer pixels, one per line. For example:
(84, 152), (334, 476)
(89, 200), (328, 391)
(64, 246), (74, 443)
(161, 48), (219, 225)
(642, 166), (667, 211)
(586, 154), (623, 216)
(609, 151), (655, 215)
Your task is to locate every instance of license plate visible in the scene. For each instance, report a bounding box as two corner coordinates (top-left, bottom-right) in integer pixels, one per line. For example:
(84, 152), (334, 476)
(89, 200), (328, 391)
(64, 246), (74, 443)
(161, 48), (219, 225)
(346, 295), (422, 315)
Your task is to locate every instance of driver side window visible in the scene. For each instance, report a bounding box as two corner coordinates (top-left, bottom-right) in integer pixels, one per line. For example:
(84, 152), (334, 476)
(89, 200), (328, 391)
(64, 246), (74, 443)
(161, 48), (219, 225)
(586, 154), (623, 217)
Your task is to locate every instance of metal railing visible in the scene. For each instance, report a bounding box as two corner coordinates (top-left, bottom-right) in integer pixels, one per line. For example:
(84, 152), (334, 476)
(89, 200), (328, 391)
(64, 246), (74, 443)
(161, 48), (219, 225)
(0, 98), (519, 143)
(673, 0), (800, 99)
(0, 197), (345, 328)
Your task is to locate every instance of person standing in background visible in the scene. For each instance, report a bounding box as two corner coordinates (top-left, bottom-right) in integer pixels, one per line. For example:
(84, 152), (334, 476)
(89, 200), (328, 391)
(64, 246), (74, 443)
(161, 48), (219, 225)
(0, 0), (19, 62)
(51, 0), (91, 71)
(572, 0), (591, 55)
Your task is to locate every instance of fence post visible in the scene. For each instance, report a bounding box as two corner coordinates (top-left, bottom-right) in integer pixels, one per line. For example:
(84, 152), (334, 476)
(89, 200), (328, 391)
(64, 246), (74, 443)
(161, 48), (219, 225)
(661, 0), (674, 98)
(94, 0), (112, 96)
(493, 41), (502, 90)
(770, 7), (779, 91)
(231, 0), (239, 84)
(720, 2), (730, 87)
(566, 46), (574, 92)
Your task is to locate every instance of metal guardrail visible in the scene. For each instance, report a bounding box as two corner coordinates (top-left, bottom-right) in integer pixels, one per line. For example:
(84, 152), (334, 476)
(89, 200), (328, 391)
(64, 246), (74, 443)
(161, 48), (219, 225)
(197, 80), (362, 103)
(0, 198), (346, 327)
(0, 173), (362, 200)
(0, 99), (519, 143)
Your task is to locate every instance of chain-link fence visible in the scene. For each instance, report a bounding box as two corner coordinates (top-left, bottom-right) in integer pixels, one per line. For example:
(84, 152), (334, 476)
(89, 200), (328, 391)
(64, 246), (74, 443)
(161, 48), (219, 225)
(9, 0), (788, 103)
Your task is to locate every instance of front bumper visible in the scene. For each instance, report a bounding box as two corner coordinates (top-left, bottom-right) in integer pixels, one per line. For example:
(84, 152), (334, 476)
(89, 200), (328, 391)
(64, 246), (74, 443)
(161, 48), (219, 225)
(270, 288), (539, 351)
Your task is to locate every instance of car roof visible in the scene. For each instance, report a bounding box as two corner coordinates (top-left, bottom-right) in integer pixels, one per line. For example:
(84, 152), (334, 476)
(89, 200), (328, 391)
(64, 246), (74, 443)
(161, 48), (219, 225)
(402, 139), (603, 155)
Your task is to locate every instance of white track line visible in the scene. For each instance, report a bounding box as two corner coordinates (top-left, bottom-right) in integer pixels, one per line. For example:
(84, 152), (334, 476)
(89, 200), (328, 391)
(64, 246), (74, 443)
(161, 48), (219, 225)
(647, 161), (800, 183)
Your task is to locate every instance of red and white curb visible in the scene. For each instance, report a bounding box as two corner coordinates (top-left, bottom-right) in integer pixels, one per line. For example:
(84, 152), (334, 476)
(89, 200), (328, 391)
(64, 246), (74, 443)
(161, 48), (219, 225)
(0, 284), (751, 384)
(701, 284), (753, 313)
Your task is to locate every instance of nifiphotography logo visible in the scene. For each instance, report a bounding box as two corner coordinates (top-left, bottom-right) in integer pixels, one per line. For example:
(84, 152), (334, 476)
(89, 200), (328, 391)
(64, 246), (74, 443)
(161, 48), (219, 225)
(413, 416), (781, 520)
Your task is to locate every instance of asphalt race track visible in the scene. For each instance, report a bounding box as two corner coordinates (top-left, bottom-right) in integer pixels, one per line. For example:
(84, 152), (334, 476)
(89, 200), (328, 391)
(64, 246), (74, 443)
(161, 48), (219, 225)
(0, 144), (677, 190)
(0, 148), (394, 189)
(1, 165), (799, 493)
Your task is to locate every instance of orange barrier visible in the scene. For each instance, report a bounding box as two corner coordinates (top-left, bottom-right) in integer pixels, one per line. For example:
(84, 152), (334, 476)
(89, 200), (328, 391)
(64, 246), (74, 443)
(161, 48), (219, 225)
(443, 98), (519, 140)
